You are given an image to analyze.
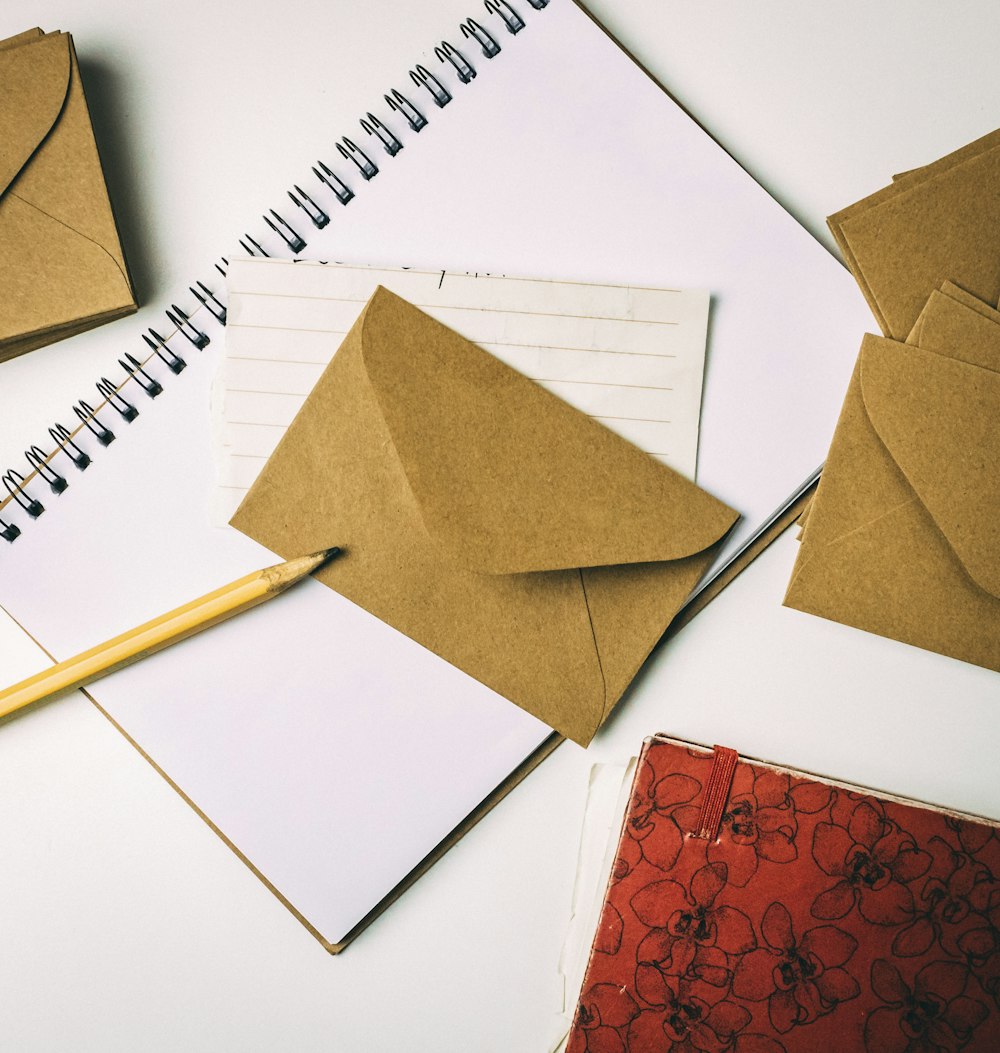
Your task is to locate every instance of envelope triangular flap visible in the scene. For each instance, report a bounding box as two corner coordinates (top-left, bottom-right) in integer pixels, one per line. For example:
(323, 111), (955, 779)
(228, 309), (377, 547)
(359, 288), (736, 575)
(860, 338), (1000, 597)
(0, 31), (70, 198)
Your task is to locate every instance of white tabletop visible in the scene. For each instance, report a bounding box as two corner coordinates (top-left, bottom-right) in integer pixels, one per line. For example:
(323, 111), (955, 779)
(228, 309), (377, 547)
(1, 2), (998, 1049)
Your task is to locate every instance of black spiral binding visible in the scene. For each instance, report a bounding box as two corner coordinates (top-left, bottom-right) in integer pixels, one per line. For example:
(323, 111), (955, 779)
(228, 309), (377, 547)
(435, 42), (476, 83)
(411, 64), (452, 108)
(385, 90), (427, 132)
(0, 0), (552, 545)
(288, 187), (330, 230)
(360, 114), (404, 157)
(336, 137), (379, 180)
(461, 19), (502, 58)
(485, 1), (526, 33)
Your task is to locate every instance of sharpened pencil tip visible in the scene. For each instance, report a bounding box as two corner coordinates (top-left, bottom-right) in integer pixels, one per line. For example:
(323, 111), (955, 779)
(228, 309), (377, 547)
(311, 546), (343, 568)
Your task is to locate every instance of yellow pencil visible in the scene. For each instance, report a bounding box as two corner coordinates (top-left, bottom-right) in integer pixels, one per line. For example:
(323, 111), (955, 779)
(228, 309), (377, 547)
(0, 546), (342, 721)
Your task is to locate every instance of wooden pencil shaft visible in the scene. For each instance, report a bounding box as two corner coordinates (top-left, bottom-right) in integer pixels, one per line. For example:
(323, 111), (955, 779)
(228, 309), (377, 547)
(0, 548), (339, 720)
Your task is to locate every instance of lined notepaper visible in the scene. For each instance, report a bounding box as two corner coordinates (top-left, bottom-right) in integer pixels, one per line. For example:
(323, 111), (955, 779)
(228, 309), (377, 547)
(213, 259), (710, 523)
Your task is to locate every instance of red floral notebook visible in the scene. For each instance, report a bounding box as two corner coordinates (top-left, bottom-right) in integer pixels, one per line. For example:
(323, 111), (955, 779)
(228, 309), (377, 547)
(566, 737), (1000, 1053)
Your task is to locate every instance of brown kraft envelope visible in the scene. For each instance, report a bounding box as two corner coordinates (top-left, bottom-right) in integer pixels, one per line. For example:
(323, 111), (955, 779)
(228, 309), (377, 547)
(232, 287), (738, 747)
(827, 128), (1000, 342)
(0, 28), (136, 361)
(784, 305), (1000, 671)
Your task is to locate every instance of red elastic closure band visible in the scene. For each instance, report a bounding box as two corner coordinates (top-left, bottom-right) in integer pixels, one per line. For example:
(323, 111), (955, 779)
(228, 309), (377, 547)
(693, 744), (739, 840)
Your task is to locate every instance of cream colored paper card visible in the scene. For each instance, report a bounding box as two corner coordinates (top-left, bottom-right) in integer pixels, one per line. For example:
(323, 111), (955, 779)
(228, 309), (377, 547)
(213, 258), (710, 523)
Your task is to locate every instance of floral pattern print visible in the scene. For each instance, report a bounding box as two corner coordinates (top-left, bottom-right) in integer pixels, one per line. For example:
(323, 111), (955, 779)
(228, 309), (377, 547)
(628, 972), (750, 1052)
(621, 758), (703, 877)
(566, 740), (1000, 1053)
(732, 902), (859, 1032)
(703, 767), (831, 888)
(633, 863), (755, 987)
(811, 799), (931, 925)
(894, 838), (992, 958)
(864, 960), (988, 1052)
(958, 889), (1000, 1011)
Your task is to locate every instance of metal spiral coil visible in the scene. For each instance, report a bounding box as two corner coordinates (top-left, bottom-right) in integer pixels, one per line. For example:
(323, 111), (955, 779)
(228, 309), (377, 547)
(264, 210), (307, 253)
(25, 446), (68, 494)
(73, 399), (115, 446)
(410, 63), (452, 108)
(336, 137), (379, 180)
(384, 90), (427, 132)
(461, 19), (501, 58)
(485, 1), (525, 34)
(239, 234), (269, 257)
(144, 329), (187, 374)
(3, 470), (44, 518)
(435, 41), (476, 83)
(288, 186), (330, 230)
(120, 352), (164, 398)
(96, 377), (139, 422)
(48, 423), (91, 470)
(165, 305), (210, 348)
(191, 280), (228, 322)
(361, 113), (404, 157)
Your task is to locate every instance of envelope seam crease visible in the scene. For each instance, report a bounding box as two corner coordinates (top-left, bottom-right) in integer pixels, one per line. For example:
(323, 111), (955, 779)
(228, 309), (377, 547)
(10, 190), (132, 289)
(787, 495), (918, 590)
(577, 568), (610, 740)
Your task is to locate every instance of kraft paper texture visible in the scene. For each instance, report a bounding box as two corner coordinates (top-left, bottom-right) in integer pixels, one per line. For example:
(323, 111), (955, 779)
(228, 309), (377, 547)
(232, 288), (738, 746)
(0, 27), (136, 360)
(828, 128), (1000, 342)
(785, 284), (1000, 673)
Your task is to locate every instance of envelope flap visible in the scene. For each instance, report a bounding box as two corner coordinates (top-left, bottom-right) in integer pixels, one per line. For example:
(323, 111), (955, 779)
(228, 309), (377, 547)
(860, 338), (1000, 597)
(358, 288), (736, 575)
(0, 32), (70, 199)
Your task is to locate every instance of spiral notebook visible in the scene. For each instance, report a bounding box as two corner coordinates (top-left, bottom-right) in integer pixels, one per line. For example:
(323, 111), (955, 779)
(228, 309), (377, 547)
(0, 0), (872, 950)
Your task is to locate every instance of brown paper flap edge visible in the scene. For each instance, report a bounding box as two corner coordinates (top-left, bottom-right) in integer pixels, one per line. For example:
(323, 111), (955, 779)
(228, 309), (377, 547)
(358, 288), (736, 576)
(0, 31), (71, 199)
(859, 337), (1000, 598)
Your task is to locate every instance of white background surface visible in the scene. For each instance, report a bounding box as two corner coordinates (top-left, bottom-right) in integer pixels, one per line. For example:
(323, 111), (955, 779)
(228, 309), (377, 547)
(0, 2), (998, 1050)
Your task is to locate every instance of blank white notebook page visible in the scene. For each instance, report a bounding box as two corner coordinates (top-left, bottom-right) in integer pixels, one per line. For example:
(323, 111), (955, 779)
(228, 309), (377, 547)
(214, 259), (710, 522)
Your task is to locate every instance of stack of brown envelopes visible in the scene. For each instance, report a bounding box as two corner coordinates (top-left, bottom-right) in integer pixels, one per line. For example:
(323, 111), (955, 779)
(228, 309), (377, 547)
(787, 133), (1000, 671)
(828, 127), (1000, 341)
(0, 28), (136, 361)
(785, 280), (1000, 672)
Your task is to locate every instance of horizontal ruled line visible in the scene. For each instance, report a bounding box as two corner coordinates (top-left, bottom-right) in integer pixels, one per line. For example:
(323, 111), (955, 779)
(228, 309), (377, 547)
(227, 328), (682, 358)
(227, 355), (334, 366)
(594, 415), (673, 424)
(231, 300), (681, 326)
(535, 378), (673, 391)
(227, 420), (289, 428)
